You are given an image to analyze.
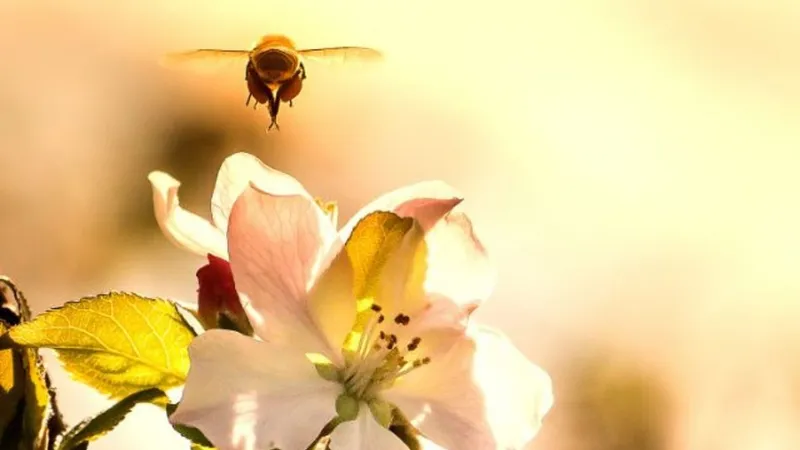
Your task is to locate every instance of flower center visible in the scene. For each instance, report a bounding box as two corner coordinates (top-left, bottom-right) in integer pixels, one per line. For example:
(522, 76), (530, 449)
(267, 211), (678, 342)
(340, 304), (431, 401)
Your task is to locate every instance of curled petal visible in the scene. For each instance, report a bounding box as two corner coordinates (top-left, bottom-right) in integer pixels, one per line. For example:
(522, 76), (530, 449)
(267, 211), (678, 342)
(148, 171), (228, 259)
(328, 408), (408, 450)
(227, 185), (342, 355)
(339, 181), (463, 241)
(424, 212), (494, 309)
(171, 330), (340, 450)
(342, 180), (493, 311)
(374, 220), (481, 334)
(211, 152), (311, 234)
(387, 325), (553, 450)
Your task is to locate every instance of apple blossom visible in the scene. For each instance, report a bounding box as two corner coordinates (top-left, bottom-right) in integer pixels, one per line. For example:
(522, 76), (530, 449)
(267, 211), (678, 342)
(147, 155), (553, 449)
(147, 153), (495, 331)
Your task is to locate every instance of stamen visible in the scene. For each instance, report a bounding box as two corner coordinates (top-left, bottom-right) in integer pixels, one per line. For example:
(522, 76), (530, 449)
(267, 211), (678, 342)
(341, 308), (433, 400)
(393, 313), (411, 326)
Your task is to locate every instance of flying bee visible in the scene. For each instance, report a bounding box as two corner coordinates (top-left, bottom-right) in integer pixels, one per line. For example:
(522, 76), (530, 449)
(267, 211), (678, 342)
(164, 34), (382, 131)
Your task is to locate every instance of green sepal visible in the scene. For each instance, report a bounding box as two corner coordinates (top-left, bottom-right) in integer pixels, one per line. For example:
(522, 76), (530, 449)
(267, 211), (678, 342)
(335, 394), (360, 421)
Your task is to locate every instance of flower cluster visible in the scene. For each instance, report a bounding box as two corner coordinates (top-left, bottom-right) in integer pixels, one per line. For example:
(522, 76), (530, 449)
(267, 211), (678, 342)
(148, 153), (553, 450)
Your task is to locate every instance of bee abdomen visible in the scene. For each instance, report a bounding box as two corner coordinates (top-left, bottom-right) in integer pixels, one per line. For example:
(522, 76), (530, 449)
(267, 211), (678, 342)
(252, 48), (298, 82)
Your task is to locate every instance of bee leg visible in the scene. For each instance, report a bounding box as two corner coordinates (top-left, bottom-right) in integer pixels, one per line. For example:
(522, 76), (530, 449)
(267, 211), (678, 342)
(245, 61), (270, 110)
(267, 93), (281, 132)
(277, 73), (303, 109)
(299, 62), (307, 80)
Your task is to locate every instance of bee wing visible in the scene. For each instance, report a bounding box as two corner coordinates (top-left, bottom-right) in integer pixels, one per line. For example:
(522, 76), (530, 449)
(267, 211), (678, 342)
(161, 49), (250, 73)
(297, 47), (383, 65)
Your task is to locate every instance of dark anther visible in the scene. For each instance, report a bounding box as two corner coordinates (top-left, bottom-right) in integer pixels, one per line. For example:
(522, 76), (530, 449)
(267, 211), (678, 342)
(377, 314), (385, 324)
(421, 357), (431, 364)
(379, 330), (386, 340)
(371, 304), (383, 312)
(407, 337), (422, 351)
(393, 313), (411, 326)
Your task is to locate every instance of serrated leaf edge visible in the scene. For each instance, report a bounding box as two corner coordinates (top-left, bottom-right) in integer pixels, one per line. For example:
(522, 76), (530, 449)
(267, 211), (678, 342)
(8, 292), (192, 380)
(55, 388), (167, 450)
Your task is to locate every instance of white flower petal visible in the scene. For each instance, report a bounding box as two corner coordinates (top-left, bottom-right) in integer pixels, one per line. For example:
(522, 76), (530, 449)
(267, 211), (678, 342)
(227, 185), (339, 353)
(307, 244), (358, 355)
(387, 325), (553, 450)
(211, 152), (311, 234)
(147, 171), (228, 259)
(424, 212), (494, 310)
(328, 408), (408, 450)
(374, 221), (478, 336)
(341, 180), (492, 312)
(339, 181), (463, 241)
(417, 436), (447, 450)
(171, 330), (340, 450)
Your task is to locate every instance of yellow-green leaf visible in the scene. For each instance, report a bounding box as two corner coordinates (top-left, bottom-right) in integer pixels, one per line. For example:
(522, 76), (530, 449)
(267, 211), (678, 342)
(190, 444), (214, 450)
(56, 388), (167, 450)
(0, 321), (24, 443)
(0, 276), (62, 450)
(5, 292), (195, 399)
(20, 346), (54, 450)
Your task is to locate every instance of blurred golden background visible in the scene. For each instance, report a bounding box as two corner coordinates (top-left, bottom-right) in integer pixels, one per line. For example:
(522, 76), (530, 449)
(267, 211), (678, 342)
(1, 0), (800, 449)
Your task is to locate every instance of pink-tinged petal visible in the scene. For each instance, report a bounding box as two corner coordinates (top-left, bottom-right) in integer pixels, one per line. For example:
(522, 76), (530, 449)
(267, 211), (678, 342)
(148, 171), (228, 259)
(339, 181), (463, 240)
(211, 152), (311, 234)
(227, 185), (340, 354)
(387, 325), (553, 450)
(373, 223), (475, 335)
(342, 181), (492, 311)
(328, 408), (408, 450)
(171, 330), (340, 450)
(424, 212), (494, 310)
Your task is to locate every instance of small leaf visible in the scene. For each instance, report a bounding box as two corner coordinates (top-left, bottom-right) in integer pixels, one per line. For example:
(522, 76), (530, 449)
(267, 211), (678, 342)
(190, 444), (214, 450)
(5, 292), (195, 399)
(0, 321), (24, 443)
(56, 388), (167, 450)
(0, 276), (65, 450)
(0, 276), (32, 323)
(20, 347), (55, 450)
